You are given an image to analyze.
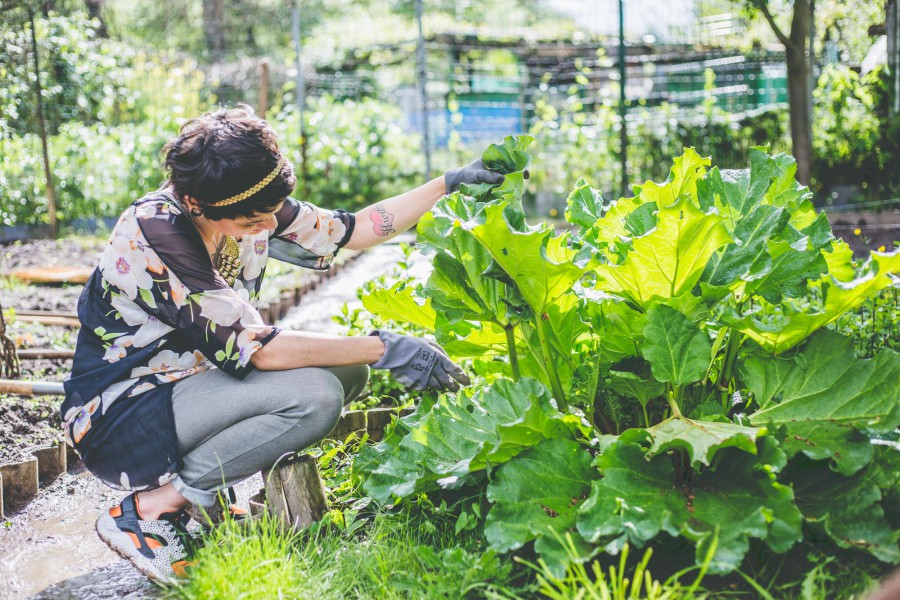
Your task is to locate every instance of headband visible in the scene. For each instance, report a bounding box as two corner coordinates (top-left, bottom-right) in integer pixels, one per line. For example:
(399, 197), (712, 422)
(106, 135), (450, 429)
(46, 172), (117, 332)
(207, 157), (284, 207)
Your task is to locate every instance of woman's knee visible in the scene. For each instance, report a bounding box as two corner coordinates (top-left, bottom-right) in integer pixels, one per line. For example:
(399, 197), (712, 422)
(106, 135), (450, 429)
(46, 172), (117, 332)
(337, 364), (369, 403)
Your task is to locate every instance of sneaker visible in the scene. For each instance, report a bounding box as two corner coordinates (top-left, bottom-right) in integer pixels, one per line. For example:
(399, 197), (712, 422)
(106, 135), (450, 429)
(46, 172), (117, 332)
(95, 493), (197, 583)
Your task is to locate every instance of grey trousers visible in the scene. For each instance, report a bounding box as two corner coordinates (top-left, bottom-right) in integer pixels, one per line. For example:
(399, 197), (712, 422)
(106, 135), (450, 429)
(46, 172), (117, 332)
(168, 364), (368, 506)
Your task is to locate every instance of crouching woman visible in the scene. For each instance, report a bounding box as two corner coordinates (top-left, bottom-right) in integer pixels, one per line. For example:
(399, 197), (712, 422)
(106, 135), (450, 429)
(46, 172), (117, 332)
(61, 105), (498, 582)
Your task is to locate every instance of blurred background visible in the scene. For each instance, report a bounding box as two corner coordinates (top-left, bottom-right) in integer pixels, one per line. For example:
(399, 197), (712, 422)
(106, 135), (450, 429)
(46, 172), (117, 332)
(1, 0), (897, 248)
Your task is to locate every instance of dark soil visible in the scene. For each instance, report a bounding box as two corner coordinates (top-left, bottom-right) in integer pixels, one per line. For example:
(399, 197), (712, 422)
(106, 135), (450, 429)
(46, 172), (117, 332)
(1, 237), (103, 312)
(0, 237), (105, 271)
(0, 395), (63, 464)
(1, 321), (72, 464)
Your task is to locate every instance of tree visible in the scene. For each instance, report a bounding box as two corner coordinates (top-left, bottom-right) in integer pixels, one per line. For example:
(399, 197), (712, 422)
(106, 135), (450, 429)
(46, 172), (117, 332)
(202, 0), (226, 62)
(747, 0), (813, 185)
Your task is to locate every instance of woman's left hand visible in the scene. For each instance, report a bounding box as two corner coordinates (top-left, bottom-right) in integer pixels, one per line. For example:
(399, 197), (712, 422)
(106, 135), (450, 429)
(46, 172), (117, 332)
(444, 158), (504, 194)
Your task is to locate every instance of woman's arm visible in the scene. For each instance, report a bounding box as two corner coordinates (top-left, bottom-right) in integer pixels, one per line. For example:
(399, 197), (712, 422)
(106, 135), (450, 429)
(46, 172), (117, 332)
(343, 176), (446, 251)
(251, 330), (386, 370)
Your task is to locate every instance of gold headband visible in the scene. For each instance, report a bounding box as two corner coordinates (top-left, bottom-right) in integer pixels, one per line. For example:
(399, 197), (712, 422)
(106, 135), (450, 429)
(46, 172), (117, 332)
(207, 158), (284, 207)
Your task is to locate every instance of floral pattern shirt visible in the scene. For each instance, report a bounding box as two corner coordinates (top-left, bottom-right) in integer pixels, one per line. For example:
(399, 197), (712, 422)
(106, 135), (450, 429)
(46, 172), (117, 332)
(61, 191), (355, 491)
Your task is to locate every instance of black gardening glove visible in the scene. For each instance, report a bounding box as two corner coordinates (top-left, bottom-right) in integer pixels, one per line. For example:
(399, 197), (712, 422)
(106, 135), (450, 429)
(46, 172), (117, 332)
(444, 158), (505, 194)
(369, 330), (470, 392)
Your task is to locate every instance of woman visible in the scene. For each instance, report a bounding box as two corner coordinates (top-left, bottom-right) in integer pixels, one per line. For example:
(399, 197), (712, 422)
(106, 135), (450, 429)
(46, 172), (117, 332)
(61, 105), (502, 582)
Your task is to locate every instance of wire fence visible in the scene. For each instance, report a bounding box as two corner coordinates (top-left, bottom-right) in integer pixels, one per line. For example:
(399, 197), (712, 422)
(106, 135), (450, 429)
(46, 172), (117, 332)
(0, 1), (896, 235)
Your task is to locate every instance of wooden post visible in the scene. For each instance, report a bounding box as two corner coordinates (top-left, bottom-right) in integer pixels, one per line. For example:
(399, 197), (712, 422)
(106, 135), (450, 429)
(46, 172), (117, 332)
(28, 9), (57, 238)
(258, 58), (270, 117)
(264, 453), (327, 530)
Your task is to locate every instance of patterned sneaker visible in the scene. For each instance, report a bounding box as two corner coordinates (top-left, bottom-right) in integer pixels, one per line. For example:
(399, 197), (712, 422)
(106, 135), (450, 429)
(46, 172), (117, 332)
(95, 493), (197, 583)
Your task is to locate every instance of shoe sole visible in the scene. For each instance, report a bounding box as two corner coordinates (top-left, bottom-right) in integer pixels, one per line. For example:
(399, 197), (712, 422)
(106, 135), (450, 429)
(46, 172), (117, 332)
(95, 511), (175, 585)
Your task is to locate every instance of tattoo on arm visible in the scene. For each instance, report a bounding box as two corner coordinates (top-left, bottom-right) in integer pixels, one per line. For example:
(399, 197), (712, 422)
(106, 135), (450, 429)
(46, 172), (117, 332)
(369, 204), (396, 236)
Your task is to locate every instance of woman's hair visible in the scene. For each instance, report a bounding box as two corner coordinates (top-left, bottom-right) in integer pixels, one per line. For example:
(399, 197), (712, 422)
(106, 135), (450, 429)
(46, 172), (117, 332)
(163, 104), (296, 220)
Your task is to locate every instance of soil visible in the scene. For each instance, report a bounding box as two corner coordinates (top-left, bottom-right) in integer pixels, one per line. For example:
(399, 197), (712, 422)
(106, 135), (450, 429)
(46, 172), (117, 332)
(1, 236), (103, 312)
(0, 396), (63, 465)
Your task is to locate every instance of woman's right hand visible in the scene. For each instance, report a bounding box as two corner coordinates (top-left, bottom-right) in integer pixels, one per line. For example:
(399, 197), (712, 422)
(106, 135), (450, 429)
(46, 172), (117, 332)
(369, 330), (470, 392)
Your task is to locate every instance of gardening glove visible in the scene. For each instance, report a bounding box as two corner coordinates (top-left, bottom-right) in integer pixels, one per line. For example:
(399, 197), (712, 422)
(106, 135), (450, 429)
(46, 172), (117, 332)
(369, 330), (470, 392)
(444, 158), (505, 194)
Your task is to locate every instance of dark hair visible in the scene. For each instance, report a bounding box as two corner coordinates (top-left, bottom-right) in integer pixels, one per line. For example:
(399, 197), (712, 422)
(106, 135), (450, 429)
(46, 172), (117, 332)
(163, 104), (296, 220)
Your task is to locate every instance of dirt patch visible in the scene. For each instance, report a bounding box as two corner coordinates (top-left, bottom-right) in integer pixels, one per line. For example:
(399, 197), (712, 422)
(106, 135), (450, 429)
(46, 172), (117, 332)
(0, 237), (105, 272)
(0, 396), (63, 465)
(1, 237), (103, 312)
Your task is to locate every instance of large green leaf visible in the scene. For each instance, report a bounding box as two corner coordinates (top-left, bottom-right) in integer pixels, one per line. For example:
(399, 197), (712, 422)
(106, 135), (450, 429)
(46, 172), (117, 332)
(467, 201), (594, 315)
(484, 438), (596, 573)
(741, 232), (829, 303)
(360, 378), (580, 503)
(700, 204), (790, 288)
(746, 330), (900, 432)
(579, 295), (645, 365)
(605, 371), (665, 409)
(776, 422), (874, 477)
(481, 134), (533, 174)
(640, 304), (712, 386)
(697, 149), (811, 226)
(644, 416), (764, 468)
(726, 249), (900, 353)
(438, 320), (510, 358)
(787, 456), (899, 563)
(565, 177), (605, 231)
(361, 282), (436, 330)
(577, 439), (802, 574)
(425, 252), (494, 322)
(418, 192), (510, 323)
(594, 197), (732, 308)
(634, 148), (710, 209)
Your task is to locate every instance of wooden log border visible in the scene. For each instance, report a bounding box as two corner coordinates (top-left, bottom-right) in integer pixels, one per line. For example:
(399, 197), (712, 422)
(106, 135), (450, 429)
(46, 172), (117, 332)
(0, 442), (77, 517)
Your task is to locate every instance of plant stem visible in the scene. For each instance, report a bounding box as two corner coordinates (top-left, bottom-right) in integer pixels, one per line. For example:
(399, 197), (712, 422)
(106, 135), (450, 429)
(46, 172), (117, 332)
(666, 393), (683, 418)
(536, 314), (567, 412)
(504, 323), (521, 381)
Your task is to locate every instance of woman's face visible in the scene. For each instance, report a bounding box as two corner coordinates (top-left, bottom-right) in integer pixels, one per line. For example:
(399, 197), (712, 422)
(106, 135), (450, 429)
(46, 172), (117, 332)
(209, 201), (283, 238)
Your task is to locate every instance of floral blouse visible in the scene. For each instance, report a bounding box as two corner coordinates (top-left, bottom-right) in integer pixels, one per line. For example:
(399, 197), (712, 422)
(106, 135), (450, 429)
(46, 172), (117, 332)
(61, 191), (355, 491)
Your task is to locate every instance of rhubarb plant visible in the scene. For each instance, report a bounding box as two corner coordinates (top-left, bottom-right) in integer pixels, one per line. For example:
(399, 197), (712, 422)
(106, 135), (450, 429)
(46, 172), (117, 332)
(355, 138), (900, 576)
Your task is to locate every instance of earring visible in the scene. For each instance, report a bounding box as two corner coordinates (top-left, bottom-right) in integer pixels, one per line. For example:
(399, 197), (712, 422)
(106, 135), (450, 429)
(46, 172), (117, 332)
(189, 208), (203, 218)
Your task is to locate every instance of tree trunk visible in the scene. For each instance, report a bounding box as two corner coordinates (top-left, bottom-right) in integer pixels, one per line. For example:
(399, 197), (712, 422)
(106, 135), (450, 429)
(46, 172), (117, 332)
(786, 0), (812, 185)
(785, 41), (811, 185)
(84, 0), (108, 37)
(202, 0), (227, 63)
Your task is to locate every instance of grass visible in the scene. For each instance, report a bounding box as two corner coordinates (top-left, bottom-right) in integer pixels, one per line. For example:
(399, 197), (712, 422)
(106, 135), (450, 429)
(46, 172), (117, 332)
(164, 506), (528, 600)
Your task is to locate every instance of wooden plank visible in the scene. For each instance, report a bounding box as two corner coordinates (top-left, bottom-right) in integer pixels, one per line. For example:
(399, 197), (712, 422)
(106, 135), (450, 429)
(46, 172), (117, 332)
(278, 454), (327, 530)
(365, 407), (396, 431)
(0, 379), (65, 396)
(17, 349), (75, 360)
(17, 309), (78, 319)
(0, 457), (39, 511)
(327, 410), (366, 441)
(32, 442), (66, 485)
(9, 266), (92, 285)
(15, 315), (81, 327)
